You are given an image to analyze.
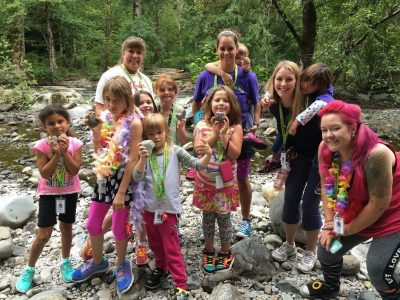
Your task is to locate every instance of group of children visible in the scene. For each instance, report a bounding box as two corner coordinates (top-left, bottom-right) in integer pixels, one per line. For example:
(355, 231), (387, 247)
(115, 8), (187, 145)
(15, 36), (336, 299)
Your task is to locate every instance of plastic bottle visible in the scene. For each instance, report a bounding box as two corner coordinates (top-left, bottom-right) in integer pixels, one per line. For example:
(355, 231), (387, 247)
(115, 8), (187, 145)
(273, 163), (291, 190)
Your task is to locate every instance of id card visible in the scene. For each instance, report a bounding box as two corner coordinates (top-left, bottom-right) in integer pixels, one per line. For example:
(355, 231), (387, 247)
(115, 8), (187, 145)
(280, 151), (287, 166)
(215, 175), (223, 190)
(154, 209), (163, 224)
(97, 179), (107, 194)
(334, 213), (344, 235)
(55, 197), (66, 214)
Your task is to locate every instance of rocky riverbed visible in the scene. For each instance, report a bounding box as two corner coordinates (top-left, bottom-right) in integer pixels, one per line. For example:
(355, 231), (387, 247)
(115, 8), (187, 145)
(0, 93), (399, 299)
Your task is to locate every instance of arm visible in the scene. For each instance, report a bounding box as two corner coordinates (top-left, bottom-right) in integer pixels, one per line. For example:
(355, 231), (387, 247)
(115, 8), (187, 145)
(176, 107), (187, 145)
(58, 136), (82, 176)
(205, 61), (233, 86)
(296, 100), (326, 126)
(249, 102), (261, 133)
(344, 144), (394, 236)
(95, 103), (105, 116)
(175, 142), (212, 170)
(223, 124), (243, 160)
(132, 143), (148, 181)
(192, 101), (202, 119)
(241, 57), (251, 72)
(36, 150), (61, 179)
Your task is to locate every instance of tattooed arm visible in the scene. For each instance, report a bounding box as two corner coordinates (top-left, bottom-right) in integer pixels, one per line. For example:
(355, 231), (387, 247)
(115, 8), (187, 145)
(344, 144), (395, 236)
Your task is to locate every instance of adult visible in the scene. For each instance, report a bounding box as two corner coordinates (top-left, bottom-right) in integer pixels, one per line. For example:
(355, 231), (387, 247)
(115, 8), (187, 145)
(95, 36), (153, 115)
(262, 61), (322, 273)
(192, 29), (260, 238)
(300, 100), (400, 300)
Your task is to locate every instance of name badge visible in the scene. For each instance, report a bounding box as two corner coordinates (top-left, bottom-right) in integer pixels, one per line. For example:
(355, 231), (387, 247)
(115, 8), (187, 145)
(154, 209), (163, 224)
(55, 197), (66, 214)
(97, 179), (107, 194)
(334, 213), (344, 235)
(215, 175), (223, 190)
(280, 151), (287, 166)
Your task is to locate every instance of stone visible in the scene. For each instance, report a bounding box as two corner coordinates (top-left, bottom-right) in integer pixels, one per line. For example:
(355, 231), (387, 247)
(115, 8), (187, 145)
(263, 234), (283, 248)
(342, 255), (360, 276)
(261, 182), (280, 203)
(210, 283), (244, 300)
(275, 280), (300, 294)
(0, 226), (13, 259)
(29, 289), (67, 300)
(0, 194), (36, 229)
(252, 192), (268, 207)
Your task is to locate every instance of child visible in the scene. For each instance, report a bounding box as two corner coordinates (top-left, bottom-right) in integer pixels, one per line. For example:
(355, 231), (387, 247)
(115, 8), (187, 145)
(155, 74), (187, 146)
(72, 76), (143, 295)
(133, 113), (212, 300)
(16, 105), (82, 293)
(193, 85), (243, 274)
(134, 90), (158, 117)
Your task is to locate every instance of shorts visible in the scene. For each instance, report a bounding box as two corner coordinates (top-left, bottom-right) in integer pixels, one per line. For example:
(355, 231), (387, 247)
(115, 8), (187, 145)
(237, 140), (255, 161)
(38, 193), (78, 228)
(236, 158), (251, 179)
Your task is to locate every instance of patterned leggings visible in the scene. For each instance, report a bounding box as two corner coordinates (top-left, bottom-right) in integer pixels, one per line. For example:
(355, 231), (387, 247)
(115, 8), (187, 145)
(202, 211), (231, 245)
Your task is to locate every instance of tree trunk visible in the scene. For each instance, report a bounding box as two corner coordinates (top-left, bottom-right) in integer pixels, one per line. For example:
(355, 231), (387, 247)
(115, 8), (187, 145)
(299, 0), (316, 69)
(135, 0), (142, 17)
(10, 1), (25, 77)
(45, 4), (58, 72)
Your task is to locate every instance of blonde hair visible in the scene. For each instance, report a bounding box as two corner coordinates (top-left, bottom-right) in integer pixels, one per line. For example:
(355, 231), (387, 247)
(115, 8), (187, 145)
(142, 113), (172, 146)
(155, 74), (178, 94)
(103, 76), (135, 114)
(238, 42), (249, 57)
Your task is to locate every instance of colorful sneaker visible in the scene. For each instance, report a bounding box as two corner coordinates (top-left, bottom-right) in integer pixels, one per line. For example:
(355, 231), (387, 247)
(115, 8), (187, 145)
(186, 168), (196, 181)
(175, 287), (190, 300)
(272, 241), (297, 262)
(243, 132), (268, 150)
(16, 266), (35, 293)
(116, 259), (134, 294)
(297, 251), (317, 273)
(202, 250), (216, 274)
(135, 245), (149, 266)
(144, 267), (170, 290)
(216, 252), (235, 272)
(300, 280), (339, 299)
(72, 256), (109, 283)
(258, 159), (281, 173)
(60, 258), (74, 282)
(235, 220), (252, 238)
(80, 238), (93, 261)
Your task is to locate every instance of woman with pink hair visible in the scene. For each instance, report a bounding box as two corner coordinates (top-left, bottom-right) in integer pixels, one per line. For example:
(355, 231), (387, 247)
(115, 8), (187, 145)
(300, 100), (400, 299)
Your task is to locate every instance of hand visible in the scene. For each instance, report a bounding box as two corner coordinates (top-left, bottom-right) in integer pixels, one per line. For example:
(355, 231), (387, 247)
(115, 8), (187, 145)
(195, 138), (212, 156)
(219, 116), (230, 136)
(221, 73), (233, 86)
(49, 140), (61, 156)
(260, 95), (273, 108)
(58, 134), (69, 154)
(211, 116), (223, 135)
(137, 143), (150, 160)
(177, 118), (186, 130)
(318, 230), (336, 251)
(112, 192), (125, 211)
(289, 119), (299, 135)
(249, 124), (258, 133)
(241, 57), (251, 72)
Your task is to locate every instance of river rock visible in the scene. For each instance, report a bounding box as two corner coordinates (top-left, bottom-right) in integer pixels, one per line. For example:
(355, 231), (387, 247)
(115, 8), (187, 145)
(0, 194), (35, 229)
(261, 182), (280, 203)
(0, 226), (13, 259)
(210, 283), (243, 300)
(342, 255), (360, 275)
(29, 288), (67, 300)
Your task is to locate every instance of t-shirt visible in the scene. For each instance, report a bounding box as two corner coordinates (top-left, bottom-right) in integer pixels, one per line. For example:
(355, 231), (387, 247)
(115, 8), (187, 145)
(95, 65), (153, 104)
(32, 137), (82, 195)
(193, 68), (259, 131)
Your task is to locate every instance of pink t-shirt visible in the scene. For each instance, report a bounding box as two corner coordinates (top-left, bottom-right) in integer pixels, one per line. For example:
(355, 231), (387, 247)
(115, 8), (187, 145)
(32, 137), (82, 195)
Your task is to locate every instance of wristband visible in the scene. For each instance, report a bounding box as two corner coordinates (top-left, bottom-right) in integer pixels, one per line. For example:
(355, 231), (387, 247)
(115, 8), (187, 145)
(322, 227), (333, 231)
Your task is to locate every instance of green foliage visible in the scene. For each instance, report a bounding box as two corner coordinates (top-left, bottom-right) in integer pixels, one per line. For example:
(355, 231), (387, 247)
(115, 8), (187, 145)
(185, 41), (218, 82)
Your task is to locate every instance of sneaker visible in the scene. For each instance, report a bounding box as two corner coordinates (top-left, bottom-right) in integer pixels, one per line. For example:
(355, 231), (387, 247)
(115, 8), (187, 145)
(258, 159), (281, 173)
(175, 287), (190, 300)
(243, 133), (268, 150)
(272, 241), (297, 262)
(144, 267), (170, 290)
(16, 266), (35, 293)
(72, 256), (109, 283)
(80, 238), (93, 261)
(297, 251), (317, 273)
(135, 245), (149, 266)
(202, 250), (216, 274)
(116, 259), (134, 294)
(300, 280), (339, 299)
(216, 252), (235, 272)
(60, 258), (74, 282)
(186, 168), (196, 181)
(235, 220), (252, 238)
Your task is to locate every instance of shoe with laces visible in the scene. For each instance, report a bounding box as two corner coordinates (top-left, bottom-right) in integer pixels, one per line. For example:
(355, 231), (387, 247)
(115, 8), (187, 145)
(116, 259), (134, 294)
(175, 287), (190, 300)
(297, 251), (317, 273)
(243, 133), (268, 150)
(16, 266), (35, 293)
(272, 241), (297, 262)
(202, 250), (216, 274)
(144, 267), (170, 290)
(186, 168), (196, 181)
(60, 258), (74, 282)
(216, 252), (235, 272)
(235, 220), (252, 238)
(300, 280), (339, 299)
(80, 238), (93, 261)
(135, 245), (149, 266)
(72, 256), (109, 283)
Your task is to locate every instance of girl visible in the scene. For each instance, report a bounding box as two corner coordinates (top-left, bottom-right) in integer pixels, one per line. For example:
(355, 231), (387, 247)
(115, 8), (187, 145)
(134, 90), (158, 117)
(16, 105), (82, 293)
(133, 113), (212, 300)
(155, 74), (187, 145)
(193, 85), (243, 274)
(73, 76), (142, 296)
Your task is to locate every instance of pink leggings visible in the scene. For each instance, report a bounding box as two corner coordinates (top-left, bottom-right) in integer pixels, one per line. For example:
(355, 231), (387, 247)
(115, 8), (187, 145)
(86, 201), (129, 241)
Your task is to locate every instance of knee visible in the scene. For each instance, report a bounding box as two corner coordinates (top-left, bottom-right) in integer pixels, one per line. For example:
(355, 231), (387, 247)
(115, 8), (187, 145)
(59, 222), (72, 235)
(36, 228), (52, 244)
(112, 226), (127, 241)
(86, 219), (103, 236)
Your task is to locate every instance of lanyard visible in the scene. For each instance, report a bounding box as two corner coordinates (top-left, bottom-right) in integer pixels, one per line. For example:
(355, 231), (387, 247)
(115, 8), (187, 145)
(214, 65), (238, 88)
(279, 102), (292, 147)
(149, 144), (170, 200)
(120, 65), (148, 93)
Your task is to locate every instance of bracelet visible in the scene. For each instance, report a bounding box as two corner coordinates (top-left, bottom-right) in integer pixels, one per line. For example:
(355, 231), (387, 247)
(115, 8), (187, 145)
(322, 227), (333, 231)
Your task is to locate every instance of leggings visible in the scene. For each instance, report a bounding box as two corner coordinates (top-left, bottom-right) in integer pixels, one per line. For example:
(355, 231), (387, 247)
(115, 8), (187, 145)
(202, 211), (232, 245)
(86, 201), (130, 241)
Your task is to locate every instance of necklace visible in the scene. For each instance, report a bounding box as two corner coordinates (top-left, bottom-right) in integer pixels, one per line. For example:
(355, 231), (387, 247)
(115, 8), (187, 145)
(325, 152), (353, 213)
(149, 144), (170, 200)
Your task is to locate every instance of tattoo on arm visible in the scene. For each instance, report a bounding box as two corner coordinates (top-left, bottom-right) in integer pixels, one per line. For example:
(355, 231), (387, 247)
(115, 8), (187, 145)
(365, 148), (392, 200)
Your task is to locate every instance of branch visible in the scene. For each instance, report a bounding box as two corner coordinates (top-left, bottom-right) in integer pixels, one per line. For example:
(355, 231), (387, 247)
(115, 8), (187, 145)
(270, 0), (301, 44)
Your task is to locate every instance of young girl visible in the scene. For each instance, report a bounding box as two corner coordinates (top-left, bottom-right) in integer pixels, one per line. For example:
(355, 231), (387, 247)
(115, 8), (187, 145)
(16, 105), (82, 293)
(155, 74), (187, 145)
(133, 113), (212, 300)
(134, 90), (158, 117)
(193, 85), (243, 274)
(72, 76), (142, 295)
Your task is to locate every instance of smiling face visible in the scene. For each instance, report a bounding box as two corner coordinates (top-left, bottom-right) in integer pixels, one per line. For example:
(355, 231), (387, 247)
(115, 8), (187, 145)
(301, 80), (319, 95)
(43, 113), (69, 137)
(216, 36), (238, 67)
(138, 93), (154, 116)
(274, 67), (297, 103)
(321, 113), (356, 154)
(104, 92), (127, 120)
(122, 47), (144, 74)
(157, 82), (176, 110)
(211, 90), (230, 115)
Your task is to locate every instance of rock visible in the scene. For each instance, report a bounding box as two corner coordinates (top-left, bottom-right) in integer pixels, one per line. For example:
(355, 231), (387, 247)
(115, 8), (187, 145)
(187, 274), (202, 290)
(201, 271), (238, 293)
(261, 182), (280, 203)
(342, 255), (360, 276)
(0, 226), (13, 259)
(210, 283), (243, 300)
(0, 103), (15, 112)
(275, 280), (300, 294)
(0, 194), (36, 229)
(263, 234), (283, 248)
(252, 191), (268, 207)
(358, 290), (376, 300)
(29, 288), (67, 300)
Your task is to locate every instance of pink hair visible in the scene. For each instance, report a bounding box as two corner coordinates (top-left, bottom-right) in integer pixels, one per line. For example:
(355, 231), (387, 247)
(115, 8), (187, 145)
(318, 100), (380, 178)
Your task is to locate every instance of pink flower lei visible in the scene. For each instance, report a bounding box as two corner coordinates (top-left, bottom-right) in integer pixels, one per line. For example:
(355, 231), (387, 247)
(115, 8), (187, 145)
(325, 152), (353, 214)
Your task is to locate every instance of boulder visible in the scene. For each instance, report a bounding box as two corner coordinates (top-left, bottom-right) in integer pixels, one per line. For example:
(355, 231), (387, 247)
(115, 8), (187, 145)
(0, 194), (36, 229)
(210, 283), (243, 300)
(0, 226), (13, 260)
(30, 288), (67, 300)
(261, 182), (280, 204)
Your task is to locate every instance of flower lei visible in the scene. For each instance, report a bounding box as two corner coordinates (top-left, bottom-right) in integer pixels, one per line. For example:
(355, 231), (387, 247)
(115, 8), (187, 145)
(325, 152), (353, 213)
(93, 110), (132, 177)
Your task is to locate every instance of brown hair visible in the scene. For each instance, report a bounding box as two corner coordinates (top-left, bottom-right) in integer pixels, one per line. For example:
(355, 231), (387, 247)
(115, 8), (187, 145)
(102, 76), (135, 114)
(133, 90), (158, 113)
(301, 63), (333, 93)
(155, 74), (178, 95)
(142, 113), (172, 146)
(39, 104), (73, 136)
(202, 85), (242, 126)
(216, 29), (239, 49)
(121, 36), (146, 54)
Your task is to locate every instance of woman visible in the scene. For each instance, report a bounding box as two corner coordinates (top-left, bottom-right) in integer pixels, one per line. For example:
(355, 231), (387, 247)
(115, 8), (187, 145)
(300, 100), (400, 299)
(191, 29), (260, 238)
(95, 36), (154, 115)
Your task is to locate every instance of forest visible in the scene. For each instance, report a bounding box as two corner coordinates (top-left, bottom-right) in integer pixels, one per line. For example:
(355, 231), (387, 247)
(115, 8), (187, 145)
(0, 0), (399, 107)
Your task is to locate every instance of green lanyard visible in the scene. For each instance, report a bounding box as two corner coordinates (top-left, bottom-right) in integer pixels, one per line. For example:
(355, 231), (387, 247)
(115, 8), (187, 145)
(216, 140), (224, 162)
(149, 144), (170, 200)
(279, 103), (292, 147)
(214, 65), (238, 88)
(120, 65), (147, 92)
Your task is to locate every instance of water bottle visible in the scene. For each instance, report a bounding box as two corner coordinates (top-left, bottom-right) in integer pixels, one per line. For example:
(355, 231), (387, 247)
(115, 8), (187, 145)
(273, 163), (290, 190)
